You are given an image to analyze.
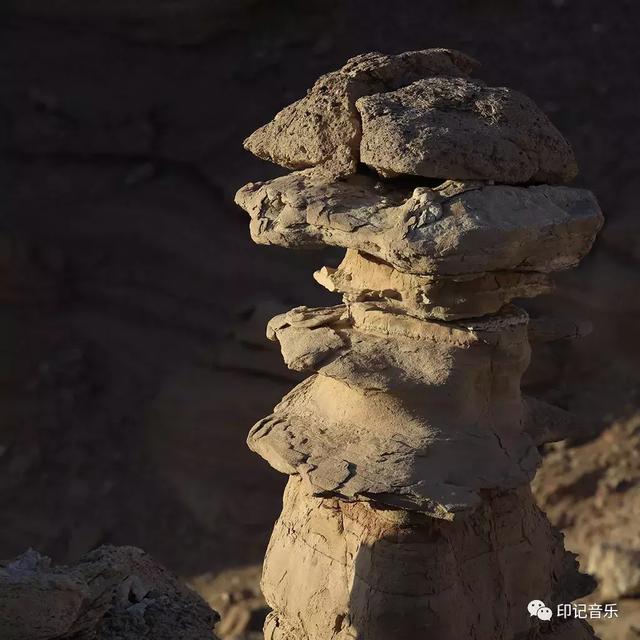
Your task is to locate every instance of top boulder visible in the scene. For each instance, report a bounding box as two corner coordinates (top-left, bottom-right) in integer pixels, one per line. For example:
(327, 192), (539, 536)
(357, 77), (578, 183)
(243, 49), (477, 178)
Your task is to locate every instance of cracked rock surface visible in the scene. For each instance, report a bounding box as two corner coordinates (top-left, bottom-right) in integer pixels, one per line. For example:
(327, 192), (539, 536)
(262, 476), (594, 640)
(249, 304), (539, 516)
(238, 46), (602, 640)
(0, 545), (219, 640)
(244, 48), (477, 178)
(236, 169), (603, 276)
(357, 77), (578, 183)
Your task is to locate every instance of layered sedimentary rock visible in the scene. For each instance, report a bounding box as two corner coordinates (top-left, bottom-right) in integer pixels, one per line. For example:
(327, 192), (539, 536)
(236, 49), (604, 640)
(251, 303), (538, 517)
(236, 171), (601, 276)
(314, 249), (552, 320)
(262, 477), (594, 640)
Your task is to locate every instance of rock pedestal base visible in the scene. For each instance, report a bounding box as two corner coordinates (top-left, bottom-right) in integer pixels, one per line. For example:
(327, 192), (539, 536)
(262, 477), (593, 640)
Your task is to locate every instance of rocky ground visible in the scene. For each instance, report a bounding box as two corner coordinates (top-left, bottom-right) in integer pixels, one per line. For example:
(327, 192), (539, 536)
(0, 545), (221, 640)
(534, 414), (640, 639)
(1, 1), (639, 639)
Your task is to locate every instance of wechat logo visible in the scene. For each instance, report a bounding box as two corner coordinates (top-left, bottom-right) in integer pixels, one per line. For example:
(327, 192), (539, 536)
(528, 600), (553, 621)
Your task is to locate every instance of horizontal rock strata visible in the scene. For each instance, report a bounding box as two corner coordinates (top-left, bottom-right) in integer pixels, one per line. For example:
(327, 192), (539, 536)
(314, 248), (551, 320)
(249, 303), (539, 517)
(238, 48), (602, 640)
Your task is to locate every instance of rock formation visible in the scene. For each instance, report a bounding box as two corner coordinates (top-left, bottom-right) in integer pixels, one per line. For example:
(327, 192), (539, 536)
(236, 49), (604, 639)
(0, 546), (220, 640)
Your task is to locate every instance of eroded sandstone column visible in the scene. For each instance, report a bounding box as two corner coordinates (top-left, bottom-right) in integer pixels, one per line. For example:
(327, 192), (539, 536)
(235, 49), (604, 640)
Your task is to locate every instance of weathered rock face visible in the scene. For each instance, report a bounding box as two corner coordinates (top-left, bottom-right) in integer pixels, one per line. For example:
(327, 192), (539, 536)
(0, 546), (219, 640)
(314, 249), (552, 320)
(249, 304), (539, 517)
(237, 48), (602, 640)
(235, 169), (603, 277)
(262, 477), (594, 640)
(244, 49), (477, 178)
(357, 77), (578, 183)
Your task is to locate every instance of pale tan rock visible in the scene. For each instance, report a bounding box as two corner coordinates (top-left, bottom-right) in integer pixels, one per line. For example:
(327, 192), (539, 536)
(244, 49), (477, 178)
(315, 248), (551, 320)
(261, 476), (594, 640)
(238, 49), (602, 640)
(587, 543), (640, 600)
(249, 304), (539, 517)
(357, 77), (577, 183)
(235, 169), (603, 276)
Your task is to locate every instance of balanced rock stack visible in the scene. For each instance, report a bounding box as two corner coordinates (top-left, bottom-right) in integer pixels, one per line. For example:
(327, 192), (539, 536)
(235, 49), (604, 640)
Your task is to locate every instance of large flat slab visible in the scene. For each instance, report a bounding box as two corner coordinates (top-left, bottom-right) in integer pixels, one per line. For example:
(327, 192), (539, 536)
(235, 170), (603, 276)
